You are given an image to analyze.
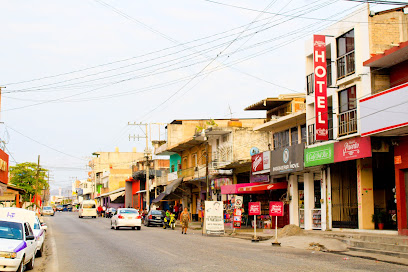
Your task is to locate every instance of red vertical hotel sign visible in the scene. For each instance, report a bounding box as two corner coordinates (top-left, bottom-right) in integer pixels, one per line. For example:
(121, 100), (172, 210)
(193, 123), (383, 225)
(313, 35), (328, 141)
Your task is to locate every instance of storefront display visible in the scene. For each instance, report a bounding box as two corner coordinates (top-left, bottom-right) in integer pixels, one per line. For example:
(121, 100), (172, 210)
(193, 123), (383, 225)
(312, 209), (322, 229)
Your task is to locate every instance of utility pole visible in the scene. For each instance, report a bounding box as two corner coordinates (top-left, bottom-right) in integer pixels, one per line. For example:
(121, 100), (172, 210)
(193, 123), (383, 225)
(206, 141), (210, 201)
(35, 155), (40, 211)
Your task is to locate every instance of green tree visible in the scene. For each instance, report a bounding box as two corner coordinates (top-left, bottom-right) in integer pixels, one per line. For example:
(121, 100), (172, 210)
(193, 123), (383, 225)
(10, 162), (49, 203)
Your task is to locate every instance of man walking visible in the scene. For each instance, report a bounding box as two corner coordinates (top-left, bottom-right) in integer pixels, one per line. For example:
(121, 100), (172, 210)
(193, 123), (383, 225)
(180, 207), (190, 235)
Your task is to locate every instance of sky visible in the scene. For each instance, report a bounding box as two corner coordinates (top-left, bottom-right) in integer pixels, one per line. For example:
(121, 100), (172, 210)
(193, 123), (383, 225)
(0, 0), (401, 194)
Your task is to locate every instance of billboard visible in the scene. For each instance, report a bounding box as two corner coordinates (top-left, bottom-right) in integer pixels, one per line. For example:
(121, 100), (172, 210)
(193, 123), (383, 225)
(313, 35), (328, 141)
(304, 143), (334, 167)
(270, 144), (304, 175)
(205, 201), (224, 235)
(251, 151), (271, 174)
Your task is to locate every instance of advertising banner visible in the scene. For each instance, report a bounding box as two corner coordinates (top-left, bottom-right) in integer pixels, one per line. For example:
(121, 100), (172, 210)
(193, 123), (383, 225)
(248, 202), (261, 216)
(250, 174), (269, 183)
(234, 196), (243, 209)
(233, 209), (242, 228)
(304, 143), (334, 167)
(205, 201), (224, 235)
(0, 149), (9, 185)
(313, 34), (328, 141)
(251, 151), (271, 174)
(334, 137), (372, 163)
(271, 144), (304, 175)
(269, 201), (284, 217)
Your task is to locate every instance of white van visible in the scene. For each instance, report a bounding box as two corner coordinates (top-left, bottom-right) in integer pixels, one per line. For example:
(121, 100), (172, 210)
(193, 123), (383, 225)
(0, 208), (46, 258)
(78, 200), (97, 218)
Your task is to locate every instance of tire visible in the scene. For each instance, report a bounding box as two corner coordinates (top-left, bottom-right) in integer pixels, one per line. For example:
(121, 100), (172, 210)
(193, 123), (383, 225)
(132, 227), (136, 230)
(114, 223), (119, 230)
(79, 216), (82, 218)
(26, 254), (35, 270)
(137, 226), (141, 230)
(36, 243), (43, 257)
(111, 222), (114, 229)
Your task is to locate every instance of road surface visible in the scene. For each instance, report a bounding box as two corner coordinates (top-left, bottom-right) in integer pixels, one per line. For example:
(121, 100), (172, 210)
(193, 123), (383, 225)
(37, 212), (407, 272)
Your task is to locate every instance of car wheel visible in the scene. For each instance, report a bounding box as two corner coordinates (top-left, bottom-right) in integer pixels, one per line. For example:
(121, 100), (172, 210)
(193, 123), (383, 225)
(114, 223), (119, 230)
(132, 227), (136, 230)
(137, 226), (141, 230)
(111, 222), (114, 229)
(36, 244), (43, 257)
(26, 254), (35, 270)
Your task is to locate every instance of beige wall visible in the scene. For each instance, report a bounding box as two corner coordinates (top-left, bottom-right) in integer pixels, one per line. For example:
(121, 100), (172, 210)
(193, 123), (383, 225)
(232, 128), (269, 160)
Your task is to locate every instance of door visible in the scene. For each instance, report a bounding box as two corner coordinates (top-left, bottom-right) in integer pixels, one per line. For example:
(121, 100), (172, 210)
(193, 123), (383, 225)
(405, 170), (408, 227)
(24, 223), (36, 260)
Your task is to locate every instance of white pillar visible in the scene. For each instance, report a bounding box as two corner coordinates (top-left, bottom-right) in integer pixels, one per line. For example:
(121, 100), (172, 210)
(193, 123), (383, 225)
(289, 175), (299, 226)
(304, 172), (314, 230)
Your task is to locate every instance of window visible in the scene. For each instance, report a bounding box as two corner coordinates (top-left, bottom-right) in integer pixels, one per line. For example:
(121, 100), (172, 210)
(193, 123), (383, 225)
(171, 165), (175, 172)
(273, 129), (289, 149)
(336, 29), (355, 79)
(222, 134), (229, 142)
(0, 221), (23, 240)
(301, 125), (307, 143)
(192, 153), (198, 167)
(216, 139), (220, 148)
(339, 86), (356, 113)
(291, 127), (298, 146)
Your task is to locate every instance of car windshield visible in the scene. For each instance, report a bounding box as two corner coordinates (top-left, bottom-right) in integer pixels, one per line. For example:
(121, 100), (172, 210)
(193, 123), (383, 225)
(83, 204), (96, 209)
(0, 221), (23, 240)
(119, 209), (138, 214)
(44, 207), (52, 211)
(151, 210), (163, 215)
(57, 205), (63, 208)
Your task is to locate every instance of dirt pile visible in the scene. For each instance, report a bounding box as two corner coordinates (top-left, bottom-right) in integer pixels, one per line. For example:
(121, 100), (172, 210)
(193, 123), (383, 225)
(278, 224), (303, 238)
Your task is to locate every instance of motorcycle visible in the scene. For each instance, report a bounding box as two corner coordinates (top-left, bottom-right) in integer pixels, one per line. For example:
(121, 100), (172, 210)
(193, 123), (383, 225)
(163, 213), (176, 230)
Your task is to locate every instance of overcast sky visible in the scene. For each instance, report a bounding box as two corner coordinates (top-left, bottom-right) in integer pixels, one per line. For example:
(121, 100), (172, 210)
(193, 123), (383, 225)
(0, 0), (399, 194)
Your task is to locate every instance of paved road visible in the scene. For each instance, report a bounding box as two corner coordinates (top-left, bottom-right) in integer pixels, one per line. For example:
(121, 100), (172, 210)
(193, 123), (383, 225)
(39, 212), (407, 272)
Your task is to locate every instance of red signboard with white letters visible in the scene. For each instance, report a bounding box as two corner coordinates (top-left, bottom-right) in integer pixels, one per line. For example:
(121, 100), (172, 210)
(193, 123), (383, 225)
(333, 136), (372, 163)
(269, 201), (284, 217)
(313, 35), (328, 141)
(251, 152), (270, 174)
(248, 202), (261, 216)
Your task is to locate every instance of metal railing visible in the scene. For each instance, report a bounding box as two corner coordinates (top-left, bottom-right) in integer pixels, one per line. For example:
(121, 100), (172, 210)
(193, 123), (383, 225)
(337, 51), (355, 79)
(308, 118), (333, 145)
(338, 109), (357, 137)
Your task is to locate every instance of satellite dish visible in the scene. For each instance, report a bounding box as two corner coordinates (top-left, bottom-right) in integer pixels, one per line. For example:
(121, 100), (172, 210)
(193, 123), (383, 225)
(250, 147), (260, 156)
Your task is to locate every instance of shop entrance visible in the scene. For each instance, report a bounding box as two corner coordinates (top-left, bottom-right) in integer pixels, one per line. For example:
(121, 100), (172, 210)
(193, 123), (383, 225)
(373, 151), (397, 230)
(331, 161), (358, 229)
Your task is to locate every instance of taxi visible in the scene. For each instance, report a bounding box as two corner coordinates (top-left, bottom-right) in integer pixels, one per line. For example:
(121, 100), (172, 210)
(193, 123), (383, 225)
(0, 218), (37, 271)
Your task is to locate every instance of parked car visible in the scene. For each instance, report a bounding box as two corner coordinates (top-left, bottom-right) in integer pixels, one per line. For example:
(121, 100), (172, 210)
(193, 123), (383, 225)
(56, 205), (64, 212)
(0, 219), (37, 271)
(0, 208), (46, 258)
(42, 206), (54, 216)
(144, 210), (165, 227)
(78, 200), (97, 218)
(111, 208), (142, 230)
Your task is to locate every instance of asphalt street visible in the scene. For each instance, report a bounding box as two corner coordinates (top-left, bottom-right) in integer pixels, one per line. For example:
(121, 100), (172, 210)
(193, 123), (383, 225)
(39, 212), (407, 272)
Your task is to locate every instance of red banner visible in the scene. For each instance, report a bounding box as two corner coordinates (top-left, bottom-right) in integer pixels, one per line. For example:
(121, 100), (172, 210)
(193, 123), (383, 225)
(269, 201), (284, 216)
(233, 209), (242, 228)
(334, 136), (372, 163)
(0, 149), (9, 185)
(313, 35), (328, 141)
(248, 202), (261, 215)
(251, 152), (270, 174)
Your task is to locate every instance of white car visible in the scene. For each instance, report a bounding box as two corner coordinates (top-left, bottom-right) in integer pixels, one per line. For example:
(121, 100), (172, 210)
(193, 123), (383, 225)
(0, 219), (37, 272)
(111, 208), (142, 230)
(0, 208), (45, 258)
(41, 206), (54, 216)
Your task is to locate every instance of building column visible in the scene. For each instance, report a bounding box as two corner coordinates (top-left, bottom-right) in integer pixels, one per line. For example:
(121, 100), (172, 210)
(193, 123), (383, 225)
(304, 172), (314, 230)
(321, 169), (327, 231)
(289, 174), (299, 226)
(326, 166), (332, 230)
(357, 158), (375, 230)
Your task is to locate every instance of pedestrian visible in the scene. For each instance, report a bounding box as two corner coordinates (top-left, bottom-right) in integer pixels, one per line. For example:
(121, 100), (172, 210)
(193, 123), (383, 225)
(174, 204), (179, 219)
(102, 205), (106, 217)
(180, 207), (190, 235)
(97, 205), (103, 217)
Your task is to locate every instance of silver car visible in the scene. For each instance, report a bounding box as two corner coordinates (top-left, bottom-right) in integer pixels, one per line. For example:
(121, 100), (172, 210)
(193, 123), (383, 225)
(42, 206), (54, 216)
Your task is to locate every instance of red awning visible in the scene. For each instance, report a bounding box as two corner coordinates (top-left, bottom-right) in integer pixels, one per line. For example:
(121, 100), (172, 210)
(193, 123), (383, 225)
(238, 181), (287, 193)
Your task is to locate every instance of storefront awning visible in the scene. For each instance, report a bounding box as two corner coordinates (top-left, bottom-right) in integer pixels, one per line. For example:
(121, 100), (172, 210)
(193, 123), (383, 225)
(110, 191), (125, 201)
(237, 181), (288, 193)
(221, 182), (264, 195)
(152, 178), (183, 203)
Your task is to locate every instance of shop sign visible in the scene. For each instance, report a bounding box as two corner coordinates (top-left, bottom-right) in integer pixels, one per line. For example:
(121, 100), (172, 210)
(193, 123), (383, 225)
(251, 151), (270, 174)
(248, 202), (261, 215)
(233, 209), (242, 228)
(304, 143), (334, 167)
(250, 174), (269, 183)
(205, 201), (224, 235)
(0, 149), (9, 185)
(235, 196), (243, 209)
(213, 178), (232, 189)
(395, 156), (402, 165)
(271, 144), (304, 175)
(334, 137), (372, 163)
(314, 34), (328, 141)
(269, 201), (284, 216)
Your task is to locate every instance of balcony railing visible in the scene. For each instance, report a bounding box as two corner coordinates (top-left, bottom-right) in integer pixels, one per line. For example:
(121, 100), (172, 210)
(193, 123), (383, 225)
(308, 118), (334, 145)
(337, 51), (355, 80)
(338, 109), (357, 137)
(177, 168), (195, 178)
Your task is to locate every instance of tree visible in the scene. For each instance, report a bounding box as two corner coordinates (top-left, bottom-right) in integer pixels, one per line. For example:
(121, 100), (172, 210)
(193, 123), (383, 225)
(10, 162), (49, 203)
